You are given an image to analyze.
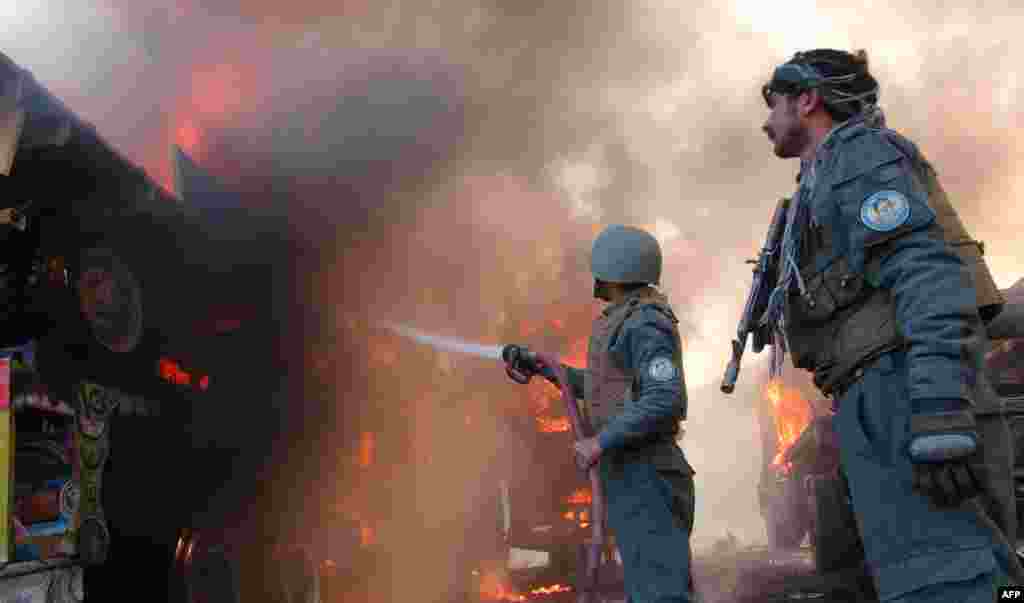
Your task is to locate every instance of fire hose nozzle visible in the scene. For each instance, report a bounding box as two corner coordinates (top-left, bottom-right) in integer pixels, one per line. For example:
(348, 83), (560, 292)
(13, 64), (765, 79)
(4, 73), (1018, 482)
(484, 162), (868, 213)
(502, 344), (557, 384)
(500, 343), (523, 364)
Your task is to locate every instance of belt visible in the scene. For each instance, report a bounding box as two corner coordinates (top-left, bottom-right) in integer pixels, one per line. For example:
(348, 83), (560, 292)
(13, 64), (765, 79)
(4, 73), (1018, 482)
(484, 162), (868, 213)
(609, 433), (679, 461)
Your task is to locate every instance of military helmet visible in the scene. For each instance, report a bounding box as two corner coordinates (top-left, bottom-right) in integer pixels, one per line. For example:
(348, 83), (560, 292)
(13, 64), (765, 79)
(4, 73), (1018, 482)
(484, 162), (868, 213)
(590, 225), (662, 285)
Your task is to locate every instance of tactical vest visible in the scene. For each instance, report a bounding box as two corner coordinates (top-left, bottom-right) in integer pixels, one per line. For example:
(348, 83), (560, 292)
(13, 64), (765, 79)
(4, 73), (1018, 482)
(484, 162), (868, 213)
(915, 154), (1004, 319)
(582, 288), (684, 436)
(784, 137), (1003, 399)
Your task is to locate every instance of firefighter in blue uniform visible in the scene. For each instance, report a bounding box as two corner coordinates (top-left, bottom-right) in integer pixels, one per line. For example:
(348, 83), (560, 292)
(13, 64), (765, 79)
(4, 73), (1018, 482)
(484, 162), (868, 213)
(758, 48), (1022, 601)
(515, 225), (695, 603)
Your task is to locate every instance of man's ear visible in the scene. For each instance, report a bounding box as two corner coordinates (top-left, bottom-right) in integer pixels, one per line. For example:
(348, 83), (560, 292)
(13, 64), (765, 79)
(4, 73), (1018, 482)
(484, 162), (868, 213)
(797, 89), (823, 117)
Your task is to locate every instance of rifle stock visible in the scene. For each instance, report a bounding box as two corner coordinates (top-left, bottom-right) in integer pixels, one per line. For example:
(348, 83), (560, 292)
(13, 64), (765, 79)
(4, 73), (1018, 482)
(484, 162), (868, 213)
(720, 197), (790, 394)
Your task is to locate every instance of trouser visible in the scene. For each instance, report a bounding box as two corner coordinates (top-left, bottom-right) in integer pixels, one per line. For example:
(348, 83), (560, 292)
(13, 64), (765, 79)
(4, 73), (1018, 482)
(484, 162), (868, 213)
(833, 349), (1023, 602)
(974, 411), (1018, 549)
(601, 453), (695, 603)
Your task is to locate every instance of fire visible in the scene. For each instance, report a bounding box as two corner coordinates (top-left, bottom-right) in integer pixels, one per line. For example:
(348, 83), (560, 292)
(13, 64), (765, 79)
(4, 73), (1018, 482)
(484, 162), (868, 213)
(358, 431), (375, 468)
(530, 584), (572, 596)
(566, 488), (592, 505)
(479, 572), (526, 602)
(479, 573), (572, 601)
(561, 336), (588, 369)
(176, 120), (201, 155)
(525, 379), (557, 415)
(535, 416), (570, 433)
(360, 522), (375, 547)
(563, 488), (592, 528)
(369, 337), (399, 367)
(765, 379), (812, 469)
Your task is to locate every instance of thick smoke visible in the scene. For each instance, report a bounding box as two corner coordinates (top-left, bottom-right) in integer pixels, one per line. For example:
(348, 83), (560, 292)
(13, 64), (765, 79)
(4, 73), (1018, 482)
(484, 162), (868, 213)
(7, 0), (1024, 598)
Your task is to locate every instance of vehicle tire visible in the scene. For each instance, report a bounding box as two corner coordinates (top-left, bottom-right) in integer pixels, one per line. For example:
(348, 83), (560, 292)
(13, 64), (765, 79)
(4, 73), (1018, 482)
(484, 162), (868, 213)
(811, 473), (865, 573)
(72, 246), (143, 354)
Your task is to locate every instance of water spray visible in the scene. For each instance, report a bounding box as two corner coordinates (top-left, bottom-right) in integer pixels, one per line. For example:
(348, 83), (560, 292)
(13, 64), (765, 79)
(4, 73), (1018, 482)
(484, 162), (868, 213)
(379, 321), (605, 601)
(377, 321), (505, 360)
(378, 322), (559, 384)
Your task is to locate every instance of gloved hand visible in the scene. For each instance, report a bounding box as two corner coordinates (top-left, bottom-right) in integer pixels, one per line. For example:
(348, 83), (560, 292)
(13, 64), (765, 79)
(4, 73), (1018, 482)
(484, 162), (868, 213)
(908, 400), (983, 508)
(502, 344), (556, 384)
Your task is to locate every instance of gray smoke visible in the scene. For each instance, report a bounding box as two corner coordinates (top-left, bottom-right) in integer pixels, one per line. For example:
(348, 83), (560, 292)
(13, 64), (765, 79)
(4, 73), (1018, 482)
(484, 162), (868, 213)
(7, 1), (1024, 598)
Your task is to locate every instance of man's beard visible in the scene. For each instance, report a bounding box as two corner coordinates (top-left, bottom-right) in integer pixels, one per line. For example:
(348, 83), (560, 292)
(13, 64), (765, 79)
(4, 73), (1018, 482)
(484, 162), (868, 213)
(774, 123), (810, 159)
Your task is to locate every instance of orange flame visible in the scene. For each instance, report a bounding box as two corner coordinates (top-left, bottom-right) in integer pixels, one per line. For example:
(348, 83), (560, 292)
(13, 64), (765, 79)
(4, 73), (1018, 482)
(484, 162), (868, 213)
(565, 488), (592, 505)
(530, 584), (572, 596)
(479, 572), (526, 602)
(561, 337), (588, 369)
(535, 416), (571, 433)
(176, 120), (201, 155)
(358, 431), (375, 468)
(369, 337), (399, 367)
(525, 379), (557, 415)
(360, 522), (375, 547)
(765, 379), (812, 470)
(158, 357), (192, 386)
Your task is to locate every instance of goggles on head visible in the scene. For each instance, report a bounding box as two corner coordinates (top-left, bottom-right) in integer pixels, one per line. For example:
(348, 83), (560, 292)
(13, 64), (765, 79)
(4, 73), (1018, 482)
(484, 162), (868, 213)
(762, 57), (877, 112)
(762, 60), (824, 106)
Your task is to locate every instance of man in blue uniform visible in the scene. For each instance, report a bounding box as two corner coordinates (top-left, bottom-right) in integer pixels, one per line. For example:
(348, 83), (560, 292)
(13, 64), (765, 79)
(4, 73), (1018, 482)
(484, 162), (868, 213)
(758, 48), (1022, 601)
(515, 225), (695, 603)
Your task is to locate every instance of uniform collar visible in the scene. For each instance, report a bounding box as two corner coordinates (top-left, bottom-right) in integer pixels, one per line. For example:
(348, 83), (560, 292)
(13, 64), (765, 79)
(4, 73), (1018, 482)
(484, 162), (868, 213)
(601, 286), (658, 316)
(823, 112), (872, 149)
(800, 116), (868, 187)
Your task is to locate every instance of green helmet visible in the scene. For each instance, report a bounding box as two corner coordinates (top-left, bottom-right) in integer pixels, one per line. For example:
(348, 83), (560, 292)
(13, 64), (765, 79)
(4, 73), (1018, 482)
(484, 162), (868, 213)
(590, 225), (662, 285)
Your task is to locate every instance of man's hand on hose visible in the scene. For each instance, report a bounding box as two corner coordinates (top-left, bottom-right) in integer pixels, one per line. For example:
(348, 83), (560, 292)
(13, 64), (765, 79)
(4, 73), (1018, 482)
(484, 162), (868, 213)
(504, 344), (544, 383)
(574, 436), (603, 471)
(908, 399), (984, 508)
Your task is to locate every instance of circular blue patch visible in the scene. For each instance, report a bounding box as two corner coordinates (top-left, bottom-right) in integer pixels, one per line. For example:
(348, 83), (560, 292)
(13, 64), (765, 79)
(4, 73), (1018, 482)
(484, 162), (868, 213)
(647, 356), (677, 382)
(860, 190), (911, 232)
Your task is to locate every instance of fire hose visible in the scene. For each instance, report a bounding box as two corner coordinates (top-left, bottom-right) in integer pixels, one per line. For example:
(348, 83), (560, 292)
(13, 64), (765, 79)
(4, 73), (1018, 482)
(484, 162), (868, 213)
(502, 345), (604, 603)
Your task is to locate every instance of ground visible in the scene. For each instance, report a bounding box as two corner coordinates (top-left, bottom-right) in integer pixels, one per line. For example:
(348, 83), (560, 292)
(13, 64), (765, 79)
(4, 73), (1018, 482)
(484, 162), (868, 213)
(408, 544), (876, 603)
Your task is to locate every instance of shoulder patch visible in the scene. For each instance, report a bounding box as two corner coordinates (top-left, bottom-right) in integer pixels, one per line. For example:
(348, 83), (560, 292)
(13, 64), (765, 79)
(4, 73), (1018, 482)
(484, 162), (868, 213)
(647, 356), (678, 382)
(860, 190), (910, 232)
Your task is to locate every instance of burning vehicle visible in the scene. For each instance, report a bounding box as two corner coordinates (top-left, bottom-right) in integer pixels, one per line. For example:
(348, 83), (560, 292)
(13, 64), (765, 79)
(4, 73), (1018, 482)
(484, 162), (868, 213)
(0, 49), (308, 601)
(753, 280), (1024, 599)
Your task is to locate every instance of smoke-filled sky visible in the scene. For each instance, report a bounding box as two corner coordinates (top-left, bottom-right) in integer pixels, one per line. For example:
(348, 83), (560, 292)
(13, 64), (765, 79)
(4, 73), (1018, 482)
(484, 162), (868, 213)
(6, 0), (1024, 595)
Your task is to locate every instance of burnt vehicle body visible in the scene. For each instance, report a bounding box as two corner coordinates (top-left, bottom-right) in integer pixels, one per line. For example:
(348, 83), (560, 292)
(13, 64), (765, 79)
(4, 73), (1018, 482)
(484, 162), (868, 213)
(0, 50), (305, 601)
(757, 289), (1024, 598)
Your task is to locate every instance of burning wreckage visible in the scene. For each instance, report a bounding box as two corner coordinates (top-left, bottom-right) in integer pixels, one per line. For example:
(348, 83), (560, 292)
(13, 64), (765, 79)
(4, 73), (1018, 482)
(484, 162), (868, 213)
(1, 40), (1022, 603)
(741, 278), (1024, 602)
(0, 49), (314, 601)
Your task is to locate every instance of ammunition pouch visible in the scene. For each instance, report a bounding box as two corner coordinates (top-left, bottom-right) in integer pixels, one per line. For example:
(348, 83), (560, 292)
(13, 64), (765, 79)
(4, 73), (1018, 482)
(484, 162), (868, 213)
(786, 252), (905, 395)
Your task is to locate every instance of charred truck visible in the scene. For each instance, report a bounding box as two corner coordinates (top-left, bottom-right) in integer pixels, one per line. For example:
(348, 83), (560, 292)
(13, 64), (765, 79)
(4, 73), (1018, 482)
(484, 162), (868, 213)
(0, 50), (305, 601)
(724, 182), (1020, 598)
(753, 277), (1024, 597)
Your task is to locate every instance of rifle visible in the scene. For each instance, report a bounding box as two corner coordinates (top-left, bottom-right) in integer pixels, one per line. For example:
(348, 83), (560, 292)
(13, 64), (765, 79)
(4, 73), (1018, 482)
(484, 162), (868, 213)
(720, 197), (790, 394)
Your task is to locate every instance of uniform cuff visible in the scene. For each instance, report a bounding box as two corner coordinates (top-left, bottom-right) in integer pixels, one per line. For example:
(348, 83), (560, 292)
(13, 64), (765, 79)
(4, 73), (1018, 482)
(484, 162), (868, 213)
(910, 398), (969, 415)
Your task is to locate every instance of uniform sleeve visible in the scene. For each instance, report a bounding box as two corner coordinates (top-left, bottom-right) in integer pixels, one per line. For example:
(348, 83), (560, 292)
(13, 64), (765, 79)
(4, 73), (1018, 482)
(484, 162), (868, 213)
(839, 134), (980, 407)
(597, 309), (686, 451)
